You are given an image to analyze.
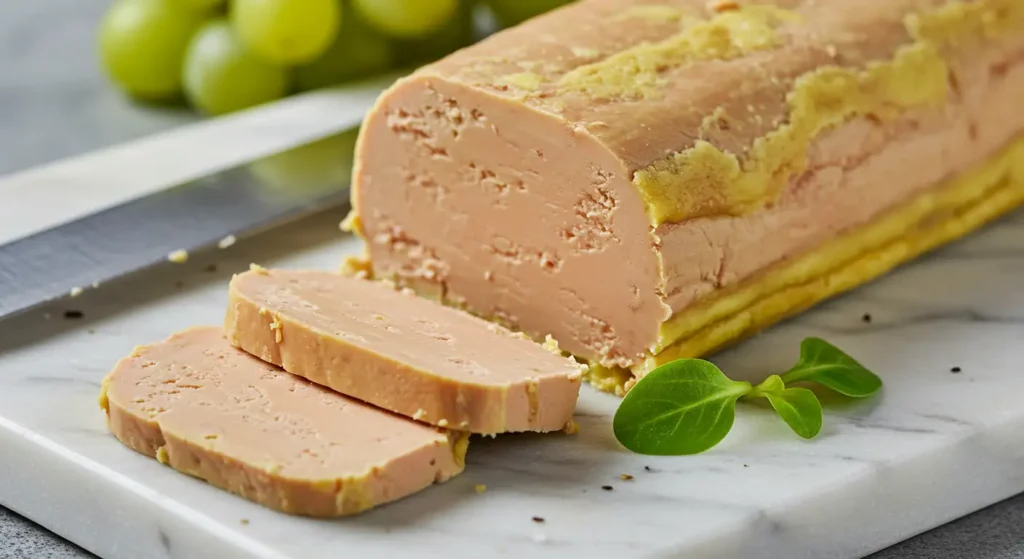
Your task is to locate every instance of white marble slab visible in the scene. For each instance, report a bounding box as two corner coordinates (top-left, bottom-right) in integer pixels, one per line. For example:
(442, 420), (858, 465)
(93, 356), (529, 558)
(1, 207), (1023, 559)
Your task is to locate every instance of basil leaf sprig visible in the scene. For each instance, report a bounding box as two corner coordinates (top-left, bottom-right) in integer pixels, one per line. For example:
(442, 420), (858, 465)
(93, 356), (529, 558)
(613, 337), (882, 456)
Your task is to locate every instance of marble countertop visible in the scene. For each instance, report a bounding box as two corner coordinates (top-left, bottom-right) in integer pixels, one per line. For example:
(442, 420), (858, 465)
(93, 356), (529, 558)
(1, 1), (1024, 558)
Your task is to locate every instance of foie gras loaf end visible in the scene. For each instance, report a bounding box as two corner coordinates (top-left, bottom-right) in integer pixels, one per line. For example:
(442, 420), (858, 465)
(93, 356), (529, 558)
(347, 0), (1024, 392)
(224, 268), (586, 435)
(99, 326), (467, 517)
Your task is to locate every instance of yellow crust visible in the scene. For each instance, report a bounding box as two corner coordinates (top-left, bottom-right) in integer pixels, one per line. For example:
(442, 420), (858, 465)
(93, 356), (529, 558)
(559, 5), (797, 101)
(635, 0), (1021, 225)
(585, 133), (1024, 394)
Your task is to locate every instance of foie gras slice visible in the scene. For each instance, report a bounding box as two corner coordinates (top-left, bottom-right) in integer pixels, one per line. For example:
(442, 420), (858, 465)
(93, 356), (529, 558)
(224, 268), (585, 435)
(99, 326), (468, 517)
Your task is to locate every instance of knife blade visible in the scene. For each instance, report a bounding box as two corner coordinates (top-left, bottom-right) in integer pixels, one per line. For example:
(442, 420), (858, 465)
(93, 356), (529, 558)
(0, 73), (398, 321)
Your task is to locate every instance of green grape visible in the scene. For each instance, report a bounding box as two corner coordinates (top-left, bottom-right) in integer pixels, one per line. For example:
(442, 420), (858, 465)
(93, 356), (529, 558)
(182, 20), (289, 116)
(294, 9), (394, 91)
(352, 0), (458, 39)
(485, 0), (573, 27)
(177, 0), (225, 12)
(98, 0), (207, 101)
(392, 0), (476, 66)
(232, 0), (341, 65)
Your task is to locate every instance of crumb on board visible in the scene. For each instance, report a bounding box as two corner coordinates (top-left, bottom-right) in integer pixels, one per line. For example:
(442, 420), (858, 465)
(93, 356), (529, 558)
(532, 516), (545, 523)
(562, 419), (579, 435)
(601, 485), (613, 491)
(240, 519), (250, 526)
(64, 310), (84, 320)
(620, 474), (634, 481)
(474, 484), (487, 494)
(951, 366), (962, 373)
(218, 235), (237, 249)
(167, 249), (189, 264)
(70, 286), (83, 297)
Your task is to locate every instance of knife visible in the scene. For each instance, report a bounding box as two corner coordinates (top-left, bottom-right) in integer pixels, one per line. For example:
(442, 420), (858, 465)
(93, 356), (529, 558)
(0, 73), (399, 321)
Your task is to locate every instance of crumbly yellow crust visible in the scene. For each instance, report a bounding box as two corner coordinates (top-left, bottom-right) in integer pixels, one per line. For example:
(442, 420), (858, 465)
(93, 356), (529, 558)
(635, 0), (1020, 225)
(585, 133), (1024, 394)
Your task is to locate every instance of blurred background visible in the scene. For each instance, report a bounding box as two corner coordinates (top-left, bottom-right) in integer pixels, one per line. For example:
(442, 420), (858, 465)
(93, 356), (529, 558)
(2, 1), (1024, 558)
(0, 0), (572, 178)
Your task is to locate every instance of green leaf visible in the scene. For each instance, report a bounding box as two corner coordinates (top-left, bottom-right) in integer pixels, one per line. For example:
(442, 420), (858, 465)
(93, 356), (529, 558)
(745, 374), (823, 439)
(749, 374), (785, 398)
(762, 387), (823, 439)
(780, 337), (883, 398)
(613, 359), (752, 456)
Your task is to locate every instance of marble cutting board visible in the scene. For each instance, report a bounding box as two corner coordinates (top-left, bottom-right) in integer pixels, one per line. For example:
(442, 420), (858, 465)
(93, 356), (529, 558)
(1, 207), (1023, 559)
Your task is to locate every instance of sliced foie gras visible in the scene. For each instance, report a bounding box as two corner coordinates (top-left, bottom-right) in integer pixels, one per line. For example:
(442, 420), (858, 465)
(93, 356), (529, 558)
(99, 326), (467, 517)
(224, 268), (585, 435)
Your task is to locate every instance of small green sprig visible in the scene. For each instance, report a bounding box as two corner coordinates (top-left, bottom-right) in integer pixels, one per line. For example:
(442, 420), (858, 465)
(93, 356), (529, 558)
(613, 338), (882, 456)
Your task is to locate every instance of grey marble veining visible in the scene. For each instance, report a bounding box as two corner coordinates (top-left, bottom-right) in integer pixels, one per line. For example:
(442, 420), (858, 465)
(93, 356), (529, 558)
(7, 494), (1024, 559)
(1, 209), (1024, 559)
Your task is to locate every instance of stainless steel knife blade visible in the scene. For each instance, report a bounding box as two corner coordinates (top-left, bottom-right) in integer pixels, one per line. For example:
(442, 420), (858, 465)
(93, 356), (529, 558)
(0, 74), (397, 321)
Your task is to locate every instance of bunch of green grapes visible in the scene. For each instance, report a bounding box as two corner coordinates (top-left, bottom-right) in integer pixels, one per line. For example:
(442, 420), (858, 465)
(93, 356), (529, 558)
(98, 0), (574, 117)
